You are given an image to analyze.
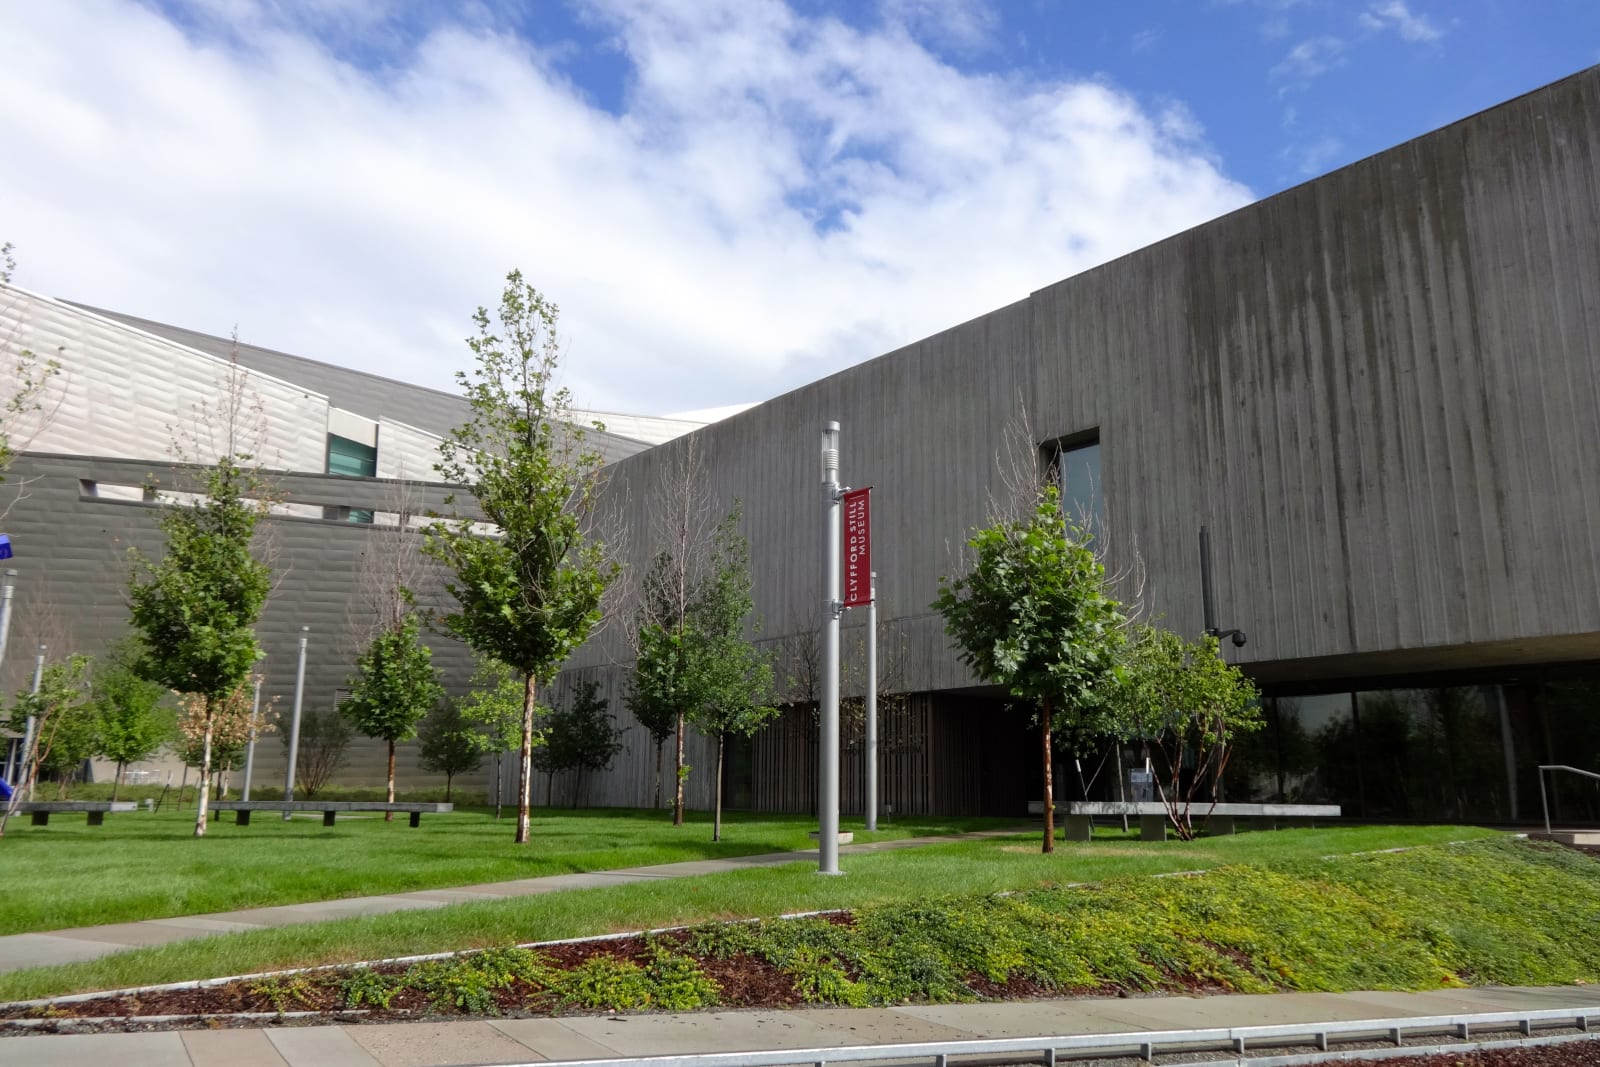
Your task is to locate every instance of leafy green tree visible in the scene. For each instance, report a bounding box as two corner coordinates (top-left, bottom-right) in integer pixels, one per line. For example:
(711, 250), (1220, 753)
(1, 655), (93, 829)
(424, 270), (615, 844)
(128, 449), (271, 837)
(417, 700), (483, 802)
(934, 485), (1126, 853)
(342, 614), (445, 816)
(626, 578), (689, 812)
(684, 508), (778, 842)
(534, 680), (624, 807)
(91, 641), (176, 800)
(457, 654), (526, 820)
(1108, 626), (1262, 840)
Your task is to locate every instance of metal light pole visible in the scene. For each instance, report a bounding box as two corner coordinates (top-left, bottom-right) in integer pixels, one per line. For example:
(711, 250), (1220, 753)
(242, 673), (262, 801)
(282, 627), (308, 818)
(20, 646), (44, 800)
(0, 570), (13, 784)
(819, 422), (843, 875)
(865, 570), (878, 832)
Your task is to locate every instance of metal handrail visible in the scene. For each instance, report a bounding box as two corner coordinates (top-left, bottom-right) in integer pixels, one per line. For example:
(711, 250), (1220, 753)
(1538, 764), (1600, 834)
(505, 1006), (1598, 1067)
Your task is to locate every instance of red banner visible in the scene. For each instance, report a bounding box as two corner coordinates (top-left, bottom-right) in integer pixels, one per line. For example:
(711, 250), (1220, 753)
(843, 487), (872, 608)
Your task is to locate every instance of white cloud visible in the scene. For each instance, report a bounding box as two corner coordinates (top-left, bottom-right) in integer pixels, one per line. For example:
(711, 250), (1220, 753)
(1358, 1), (1443, 43)
(0, 0), (1251, 414)
(1270, 36), (1346, 89)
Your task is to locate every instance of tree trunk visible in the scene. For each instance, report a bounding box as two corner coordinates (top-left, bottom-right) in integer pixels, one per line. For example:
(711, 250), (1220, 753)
(515, 672), (537, 844)
(654, 739), (663, 810)
(195, 702), (214, 838)
(177, 763), (188, 810)
(672, 710), (686, 826)
(385, 740), (396, 821)
(1040, 699), (1054, 854)
(713, 734), (724, 843)
(573, 769), (582, 809)
(494, 752), (502, 820)
(546, 770), (553, 808)
(445, 772), (453, 802)
(112, 761), (125, 802)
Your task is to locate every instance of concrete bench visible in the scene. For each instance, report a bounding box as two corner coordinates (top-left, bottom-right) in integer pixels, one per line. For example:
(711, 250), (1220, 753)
(209, 801), (452, 827)
(1028, 800), (1341, 841)
(11, 801), (138, 826)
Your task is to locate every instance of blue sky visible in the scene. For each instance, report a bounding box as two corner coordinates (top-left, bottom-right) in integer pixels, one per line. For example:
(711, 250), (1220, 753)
(3, 1), (1597, 414)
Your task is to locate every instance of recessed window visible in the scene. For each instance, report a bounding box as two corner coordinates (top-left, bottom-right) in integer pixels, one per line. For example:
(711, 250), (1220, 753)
(325, 434), (376, 523)
(1043, 432), (1101, 540)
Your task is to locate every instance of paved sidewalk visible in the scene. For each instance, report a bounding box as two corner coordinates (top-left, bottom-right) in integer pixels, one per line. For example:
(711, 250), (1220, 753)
(3, 986), (1596, 1066)
(0, 831), (1021, 975)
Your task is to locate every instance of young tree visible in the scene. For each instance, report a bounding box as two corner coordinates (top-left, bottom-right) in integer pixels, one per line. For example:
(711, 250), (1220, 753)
(934, 485), (1126, 853)
(626, 576), (690, 813)
(425, 270), (615, 844)
(1109, 626), (1262, 840)
(535, 680), (624, 807)
(684, 508), (778, 842)
(342, 614), (445, 817)
(175, 682), (261, 799)
(0, 655), (92, 834)
(280, 705), (352, 799)
(92, 642), (175, 800)
(625, 436), (714, 824)
(417, 699), (483, 802)
(457, 654), (524, 819)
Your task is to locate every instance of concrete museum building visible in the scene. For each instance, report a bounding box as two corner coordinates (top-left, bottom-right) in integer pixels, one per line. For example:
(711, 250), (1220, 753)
(3, 67), (1599, 825)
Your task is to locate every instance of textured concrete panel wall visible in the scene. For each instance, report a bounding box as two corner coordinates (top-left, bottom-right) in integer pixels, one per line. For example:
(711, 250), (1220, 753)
(0, 454), (492, 796)
(565, 66), (1600, 783)
(1, 291), (330, 473)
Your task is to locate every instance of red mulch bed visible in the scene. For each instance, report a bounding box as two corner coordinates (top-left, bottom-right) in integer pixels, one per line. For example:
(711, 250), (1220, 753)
(1341, 1046), (1600, 1066)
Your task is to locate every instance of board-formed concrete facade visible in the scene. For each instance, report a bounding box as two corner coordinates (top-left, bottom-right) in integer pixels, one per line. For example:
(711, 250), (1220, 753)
(554, 66), (1600, 820)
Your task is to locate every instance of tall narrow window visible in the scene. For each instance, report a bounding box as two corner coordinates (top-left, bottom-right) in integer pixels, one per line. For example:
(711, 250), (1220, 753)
(325, 434), (377, 523)
(1045, 432), (1102, 540)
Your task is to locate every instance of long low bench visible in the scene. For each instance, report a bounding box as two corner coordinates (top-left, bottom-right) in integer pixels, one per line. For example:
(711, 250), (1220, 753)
(10, 801), (138, 826)
(209, 801), (452, 827)
(1027, 800), (1341, 841)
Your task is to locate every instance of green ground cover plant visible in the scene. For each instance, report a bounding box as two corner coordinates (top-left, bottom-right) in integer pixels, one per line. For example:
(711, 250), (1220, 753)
(7, 837), (1592, 1019)
(0, 808), (1005, 936)
(0, 824), (1499, 1001)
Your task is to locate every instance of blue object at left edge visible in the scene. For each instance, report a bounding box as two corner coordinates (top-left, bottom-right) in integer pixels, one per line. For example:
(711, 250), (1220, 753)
(0, 534), (13, 559)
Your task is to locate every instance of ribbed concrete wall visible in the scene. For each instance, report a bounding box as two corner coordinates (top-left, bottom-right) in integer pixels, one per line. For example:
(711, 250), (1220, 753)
(558, 67), (1600, 806)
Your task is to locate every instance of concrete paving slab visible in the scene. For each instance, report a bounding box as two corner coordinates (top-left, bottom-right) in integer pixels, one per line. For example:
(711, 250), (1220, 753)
(266, 1026), (383, 1066)
(1409, 985), (1600, 1011)
(0, 933), (126, 973)
(890, 999), (1153, 1038)
(346, 1020), (539, 1066)
(1085, 991), (1400, 1031)
(434, 873), (648, 898)
(1337, 987), (1538, 1016)
(0, 1031), (189, 1067)
(49, 921), (216, 948)
(488, 1018), (622, 1059)
(556, 1009), (854, 1056)
(146, 916), (266, 934)
(182, 1027), (292, 1067)
(788, 1007), (978, 1044)
(206, 896), (447, 929)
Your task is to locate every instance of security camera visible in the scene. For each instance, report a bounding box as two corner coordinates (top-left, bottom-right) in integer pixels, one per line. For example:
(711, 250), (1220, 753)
(1230, 630), (1247, 648)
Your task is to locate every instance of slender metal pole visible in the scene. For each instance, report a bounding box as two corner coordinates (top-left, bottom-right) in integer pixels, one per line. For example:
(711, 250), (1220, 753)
(819, 422), (842, 875)
(865, 570), (878, 833)
(21, 646), (45, 800)
(282, 627), (308, 818)
(1199, 526), (1218, 634)
(1539, 766), (1551, 835)
(242, 674), (262, 801)
(0, 569), (17, 681)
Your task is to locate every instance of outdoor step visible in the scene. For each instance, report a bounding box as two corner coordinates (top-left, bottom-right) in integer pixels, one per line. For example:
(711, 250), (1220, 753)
(1530, 830), (1600, 846)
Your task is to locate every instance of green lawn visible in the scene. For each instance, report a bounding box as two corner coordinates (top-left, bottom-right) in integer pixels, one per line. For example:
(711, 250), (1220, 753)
(0, 823), (1503, 1001)
(0, 806), (1008, 936)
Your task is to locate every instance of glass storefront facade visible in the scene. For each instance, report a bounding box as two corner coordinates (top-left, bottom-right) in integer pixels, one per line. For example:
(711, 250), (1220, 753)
(1222, 669), (1600, 824)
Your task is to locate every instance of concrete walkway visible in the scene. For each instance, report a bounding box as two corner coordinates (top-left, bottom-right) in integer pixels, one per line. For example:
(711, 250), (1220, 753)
(3, 986), (1596, 1066)
(0, 831), (1022, 975)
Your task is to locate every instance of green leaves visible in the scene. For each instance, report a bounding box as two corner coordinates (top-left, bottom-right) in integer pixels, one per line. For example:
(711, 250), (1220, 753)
(933, 485), (1126, 732)
(343, 615), (445, 745)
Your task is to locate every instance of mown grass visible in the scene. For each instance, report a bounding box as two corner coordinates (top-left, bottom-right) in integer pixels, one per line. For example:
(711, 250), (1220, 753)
(0, 806), (1007, 935)
(0, 824), (1501, 1001)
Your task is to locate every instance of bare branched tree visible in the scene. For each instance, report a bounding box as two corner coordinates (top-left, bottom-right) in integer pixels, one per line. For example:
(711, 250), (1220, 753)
(0, 246), (69, 524)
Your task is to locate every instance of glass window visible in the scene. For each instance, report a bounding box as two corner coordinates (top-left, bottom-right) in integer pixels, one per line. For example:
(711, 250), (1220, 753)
(1276, 693), (1364, 813)
(1051, 437), (1101, 540)
(325, 435), (376, 523)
